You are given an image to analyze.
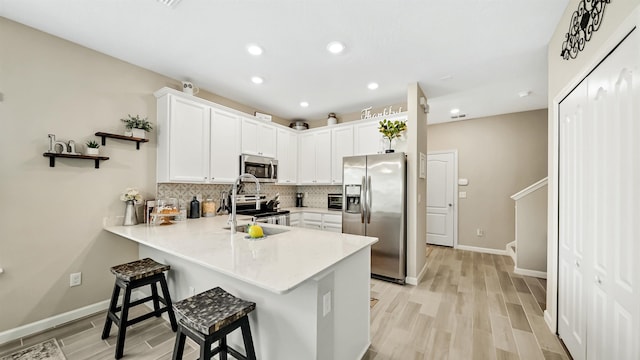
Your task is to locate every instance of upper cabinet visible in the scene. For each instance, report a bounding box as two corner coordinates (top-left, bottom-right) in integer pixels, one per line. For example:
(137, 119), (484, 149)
(276, 128), (298, 184)
(241, 117), (277, 158)
(157, 94), (210, 183)
(298, 129), (331, 184)
(156, 88), (243, 184)
(331, 126), (354, 184)
(210, 109), (241, 183)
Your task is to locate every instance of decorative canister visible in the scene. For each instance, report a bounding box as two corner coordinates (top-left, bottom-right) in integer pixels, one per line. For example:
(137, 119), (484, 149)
(202, 198), (216, 217)
(327, 113), (338, 126)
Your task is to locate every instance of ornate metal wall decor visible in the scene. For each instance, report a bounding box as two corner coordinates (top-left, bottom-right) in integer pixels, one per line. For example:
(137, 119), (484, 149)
(561, 0), (611, 60)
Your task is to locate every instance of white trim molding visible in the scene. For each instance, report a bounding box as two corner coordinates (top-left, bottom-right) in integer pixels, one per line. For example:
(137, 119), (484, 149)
(406, 261), (429, 285)
(0, 299), (110, 345)
(455, 244), (508, 256)
(514, 267), (547, 279)
(511, 177), (548, 201)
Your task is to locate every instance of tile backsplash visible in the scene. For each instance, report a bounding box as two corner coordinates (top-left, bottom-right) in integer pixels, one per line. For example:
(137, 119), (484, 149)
(156, 183), (342, 210)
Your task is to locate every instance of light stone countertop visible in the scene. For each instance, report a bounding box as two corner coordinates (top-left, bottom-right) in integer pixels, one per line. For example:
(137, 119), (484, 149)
(104, 216), (376, 294)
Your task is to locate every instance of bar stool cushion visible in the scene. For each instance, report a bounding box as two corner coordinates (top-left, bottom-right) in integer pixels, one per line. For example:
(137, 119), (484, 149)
(110, 257), (170, 281)
(173, 287), (256, 335)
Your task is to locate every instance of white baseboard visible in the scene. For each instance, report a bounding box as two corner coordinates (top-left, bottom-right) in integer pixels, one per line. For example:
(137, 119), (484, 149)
(405, 261), (429, 285)
(514, 267), (547, 279)
(544, 310), (556, 333)
(506, 240), (516, 262)
(0, 299), (110, 345)
(455, 244), (508, 256)
(0, 291), (145, 346)
(357, 342), (371, 360)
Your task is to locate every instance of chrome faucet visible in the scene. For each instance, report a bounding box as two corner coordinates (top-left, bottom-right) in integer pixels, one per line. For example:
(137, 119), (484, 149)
(229, 173), (261, 234)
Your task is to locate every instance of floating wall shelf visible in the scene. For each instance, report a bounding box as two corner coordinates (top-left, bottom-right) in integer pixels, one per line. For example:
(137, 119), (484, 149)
(43, 153), (109, 169)
(95, 132), (149, 150)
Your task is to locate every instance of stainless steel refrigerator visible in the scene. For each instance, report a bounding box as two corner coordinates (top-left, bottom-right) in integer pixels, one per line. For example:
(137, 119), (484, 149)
(342, 152), (407, 284)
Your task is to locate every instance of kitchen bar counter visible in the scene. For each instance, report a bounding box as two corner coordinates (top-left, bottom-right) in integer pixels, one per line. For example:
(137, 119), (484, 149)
(104, 216), (376, 360)
(104, 216), (373, 294)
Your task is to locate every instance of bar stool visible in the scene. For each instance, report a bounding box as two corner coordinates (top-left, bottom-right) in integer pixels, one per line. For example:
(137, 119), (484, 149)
(171, 287), (257, 360)
(101, 258), (178, 359)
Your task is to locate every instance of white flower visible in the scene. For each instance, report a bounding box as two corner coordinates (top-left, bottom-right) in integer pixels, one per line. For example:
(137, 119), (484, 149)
(120, 187), (143, 202)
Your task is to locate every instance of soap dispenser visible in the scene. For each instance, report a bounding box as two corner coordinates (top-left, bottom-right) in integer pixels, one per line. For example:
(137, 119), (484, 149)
(188, 196), (200, 218)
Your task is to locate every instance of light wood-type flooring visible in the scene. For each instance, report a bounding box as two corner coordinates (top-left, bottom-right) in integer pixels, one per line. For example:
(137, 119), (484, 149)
(0, 246), (570, 360)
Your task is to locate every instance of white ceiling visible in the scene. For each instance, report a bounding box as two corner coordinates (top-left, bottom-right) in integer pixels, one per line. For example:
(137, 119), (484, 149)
(0, 0), (568, 124)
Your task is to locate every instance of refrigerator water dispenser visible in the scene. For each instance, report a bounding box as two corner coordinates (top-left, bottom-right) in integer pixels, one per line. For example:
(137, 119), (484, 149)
(345, 185), (361, 213)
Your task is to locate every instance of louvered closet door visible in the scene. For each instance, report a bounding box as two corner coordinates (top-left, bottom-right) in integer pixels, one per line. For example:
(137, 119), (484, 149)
(558, 28), (640, 360)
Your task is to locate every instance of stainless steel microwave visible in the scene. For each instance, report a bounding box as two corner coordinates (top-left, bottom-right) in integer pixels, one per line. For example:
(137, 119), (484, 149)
(240, 154), (278, 182)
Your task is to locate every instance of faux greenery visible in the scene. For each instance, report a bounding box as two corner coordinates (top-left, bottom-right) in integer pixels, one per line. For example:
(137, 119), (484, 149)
(121, 114), (153, 132)
(86, 140), (100, 148)
(378, 119), (407, 149)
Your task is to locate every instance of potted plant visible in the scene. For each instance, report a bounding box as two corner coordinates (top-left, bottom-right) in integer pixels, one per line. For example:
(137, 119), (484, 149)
(121, 114), (152, 139)
(86, 140), (100, 155)
(120, 187), (143, 226)
(378, 119), (407, 153)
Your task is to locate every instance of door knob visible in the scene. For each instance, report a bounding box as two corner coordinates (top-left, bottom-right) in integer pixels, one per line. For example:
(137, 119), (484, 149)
(575, 260), (580, 268)
(595, 276), (602, 285)
(448, 203), (453, 207)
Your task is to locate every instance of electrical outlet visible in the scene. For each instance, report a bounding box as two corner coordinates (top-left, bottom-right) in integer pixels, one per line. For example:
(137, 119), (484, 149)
(323, 291), (332, 317)
(476, 228), (484, 237)
(70, 272), (82, 287)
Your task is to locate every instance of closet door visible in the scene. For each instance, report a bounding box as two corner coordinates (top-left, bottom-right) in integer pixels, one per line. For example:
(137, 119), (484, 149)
(584, 29), (640, 360)
(558, 81), (588, 360)
(558, 28), (640, 360)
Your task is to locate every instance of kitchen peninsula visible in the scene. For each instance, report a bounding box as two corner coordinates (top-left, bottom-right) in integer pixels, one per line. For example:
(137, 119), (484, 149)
(104, 216), (377, 360)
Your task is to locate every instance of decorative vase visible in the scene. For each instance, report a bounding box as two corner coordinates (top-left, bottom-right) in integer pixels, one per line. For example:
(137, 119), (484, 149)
(86, 148), (99, 156)
(123, 200), (138, 226)
(124, 130), (133, 137)
(132, 128), (146, 139)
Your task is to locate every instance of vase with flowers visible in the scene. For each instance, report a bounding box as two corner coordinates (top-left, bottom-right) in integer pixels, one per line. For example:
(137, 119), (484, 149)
(121, 188), (142, 226)
(378, 119), (407, 153)
(121, 114), (153, 139)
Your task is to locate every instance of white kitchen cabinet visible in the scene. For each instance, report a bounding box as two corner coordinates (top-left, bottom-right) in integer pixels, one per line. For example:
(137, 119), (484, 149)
(157, 94), (210, 182)
(289, 213), (301, 227)
(298, 129), (332, 184)
(353, 114), (407, 156)
(210, 109), (241, 183)
(276, 128), (298, 184)
(301, 212), (323, 230)
(331, 126), (354, 184)
(157, 90), (242, 184)
(353, 121), (385, 156)
(322, 213), (342, 232)
(241, 117), (277, 158)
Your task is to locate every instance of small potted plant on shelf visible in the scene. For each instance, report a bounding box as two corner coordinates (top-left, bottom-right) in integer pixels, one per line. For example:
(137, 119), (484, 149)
(86, 140), (100, 155)
(121, 114), (152, 139)
(378, 119), (407, 153)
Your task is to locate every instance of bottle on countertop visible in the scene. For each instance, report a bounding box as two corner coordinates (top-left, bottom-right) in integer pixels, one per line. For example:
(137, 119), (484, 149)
(188, 196), (200, 218)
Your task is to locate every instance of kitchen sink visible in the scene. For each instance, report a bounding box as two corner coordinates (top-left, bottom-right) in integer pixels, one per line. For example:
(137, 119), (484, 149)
(224, 225), (290, 236)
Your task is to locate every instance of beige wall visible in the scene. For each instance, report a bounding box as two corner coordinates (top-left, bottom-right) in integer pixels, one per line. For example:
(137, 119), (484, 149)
(546, 0), (640, 330)
(427, 109), (548, 251)
(406, 83), (428, 281)
(515, 185), (547, 273)
(0, 18), (271, 333)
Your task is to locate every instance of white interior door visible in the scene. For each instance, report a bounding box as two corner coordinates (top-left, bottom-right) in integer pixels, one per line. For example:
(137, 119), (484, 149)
(426, 152), (456, 247)
(558, 28), (639, 360)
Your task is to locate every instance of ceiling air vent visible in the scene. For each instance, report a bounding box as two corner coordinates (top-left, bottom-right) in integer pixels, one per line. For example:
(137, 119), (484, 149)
(156, 0), (182, 7)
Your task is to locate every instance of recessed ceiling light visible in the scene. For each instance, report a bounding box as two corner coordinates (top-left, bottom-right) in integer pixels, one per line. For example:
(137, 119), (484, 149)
(326, 41), (345, 54)
(439, 75), (453, 81)
(300, 101), (309, 108)
(251, 76), (264, 84)
(246, 44), (263, 56)
(368, 82), (379, 90)
(450, 108), (460, 115)
(156, 0), (181, 7)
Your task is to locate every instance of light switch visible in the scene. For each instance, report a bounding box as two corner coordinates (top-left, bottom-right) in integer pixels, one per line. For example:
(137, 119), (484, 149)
(459, 191), (467, 199)
(458, 178), (469, 186)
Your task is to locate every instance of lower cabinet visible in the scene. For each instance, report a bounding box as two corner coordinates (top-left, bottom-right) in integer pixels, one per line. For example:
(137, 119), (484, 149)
(290, 212), (342, 232)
